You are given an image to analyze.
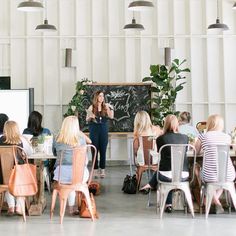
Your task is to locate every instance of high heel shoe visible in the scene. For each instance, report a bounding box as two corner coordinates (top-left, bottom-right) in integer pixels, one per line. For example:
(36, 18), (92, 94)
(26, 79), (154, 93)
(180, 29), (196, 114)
(164, 206), (172, 213)
(139, 188), (150, 194)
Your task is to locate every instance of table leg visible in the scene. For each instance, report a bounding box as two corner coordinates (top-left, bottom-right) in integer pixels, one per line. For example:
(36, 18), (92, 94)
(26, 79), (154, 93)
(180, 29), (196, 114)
(28, 159), (47, 216)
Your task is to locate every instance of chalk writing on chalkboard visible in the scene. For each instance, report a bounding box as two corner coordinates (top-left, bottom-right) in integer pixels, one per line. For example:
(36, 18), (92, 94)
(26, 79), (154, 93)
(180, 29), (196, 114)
(79, 83), (151, 133)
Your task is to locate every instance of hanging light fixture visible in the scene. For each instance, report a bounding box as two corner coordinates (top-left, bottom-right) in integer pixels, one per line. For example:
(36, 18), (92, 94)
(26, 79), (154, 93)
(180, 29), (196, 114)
(124, 12), (144, 31)
(233, 2), (236, 9)
(208, 0), (229, 31)
(17, 0), (44, 12)
(35, 0), (57, 32)
(128, 0), (154, 11)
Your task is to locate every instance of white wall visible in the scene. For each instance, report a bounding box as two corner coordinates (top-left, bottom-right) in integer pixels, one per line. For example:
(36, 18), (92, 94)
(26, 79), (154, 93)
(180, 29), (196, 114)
(0, 0), (236, 160)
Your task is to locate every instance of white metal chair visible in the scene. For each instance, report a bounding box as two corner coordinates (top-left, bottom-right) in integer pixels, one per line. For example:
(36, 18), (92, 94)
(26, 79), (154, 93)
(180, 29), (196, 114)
(200, 144), (236, 218)
(156, 144), (196, 219)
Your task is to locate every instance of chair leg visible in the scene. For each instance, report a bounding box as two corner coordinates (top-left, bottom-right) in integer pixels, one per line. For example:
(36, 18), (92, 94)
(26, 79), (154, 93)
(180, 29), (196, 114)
(181, 186), (194, 218)
(225, 184), (236, 211)
(205, 185), (215, 219)
(81, 188), (94, 221)
(200, 186), (205, 214)
(0, 191), (5, 214)
(44, 167), (51, 194)
(159, 187), (169, 219)
(59, 197), (68, 224)
(136, 169), (143, 190)
(19, 197), (26, 222)
(50, 189), (58, 220)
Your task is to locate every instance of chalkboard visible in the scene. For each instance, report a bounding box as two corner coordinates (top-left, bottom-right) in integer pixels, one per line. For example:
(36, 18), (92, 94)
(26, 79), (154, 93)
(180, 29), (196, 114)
(79, 83), (151, 132)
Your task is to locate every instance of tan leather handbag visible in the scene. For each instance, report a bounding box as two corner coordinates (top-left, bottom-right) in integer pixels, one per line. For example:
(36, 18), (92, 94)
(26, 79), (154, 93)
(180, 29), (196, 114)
(79, 193), (99, 218)
(8, 147), (38, 197)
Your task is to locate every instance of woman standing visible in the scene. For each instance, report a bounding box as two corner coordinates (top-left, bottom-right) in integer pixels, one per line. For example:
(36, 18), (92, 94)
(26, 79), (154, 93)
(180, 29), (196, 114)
(0, 120), (33, 215)
(195, 114), (235, 214)
(53, 116), (91, 214)
(86, 90), (114, 178)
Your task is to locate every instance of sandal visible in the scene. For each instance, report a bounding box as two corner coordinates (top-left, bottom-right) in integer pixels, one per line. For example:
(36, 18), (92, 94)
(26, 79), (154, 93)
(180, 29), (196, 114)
(15, 207), (23, 216)
(139, 188), (150, 194)
(7, 207), (15, 216)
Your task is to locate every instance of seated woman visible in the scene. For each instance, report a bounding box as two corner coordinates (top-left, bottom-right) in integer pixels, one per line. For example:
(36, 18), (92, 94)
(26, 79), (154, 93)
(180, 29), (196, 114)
(52, 116), (91, 215)
(133, 111), (162, 140)
(0, 120), (33, 215)
(178, 111), (199, 141)
(23, 110), (51, 166)
(140, 114), (189, 213)
(195, 114), (235, 214)
(23, 111), (51, 137)
(0, 113), (9, 137)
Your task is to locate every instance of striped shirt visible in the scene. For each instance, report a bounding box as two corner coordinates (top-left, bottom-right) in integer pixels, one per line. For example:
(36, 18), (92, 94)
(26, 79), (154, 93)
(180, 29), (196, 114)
(199, 131), (235, 182)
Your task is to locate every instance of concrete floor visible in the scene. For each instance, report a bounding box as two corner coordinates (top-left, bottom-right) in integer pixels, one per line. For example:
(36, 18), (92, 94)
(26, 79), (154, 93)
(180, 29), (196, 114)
(1, 166), (236, 236)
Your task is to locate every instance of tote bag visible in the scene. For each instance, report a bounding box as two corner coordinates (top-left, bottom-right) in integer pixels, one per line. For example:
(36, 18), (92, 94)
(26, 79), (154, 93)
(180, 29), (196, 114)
(8, 147), (38, 197)
(80, 193), (99, 218)
(136, 137), (145, 166)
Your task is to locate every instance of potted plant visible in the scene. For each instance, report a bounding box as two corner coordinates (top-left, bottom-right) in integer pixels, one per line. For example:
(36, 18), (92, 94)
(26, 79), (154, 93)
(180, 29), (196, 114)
(64, 78), (93, 117)
(142, 59), (190, 127)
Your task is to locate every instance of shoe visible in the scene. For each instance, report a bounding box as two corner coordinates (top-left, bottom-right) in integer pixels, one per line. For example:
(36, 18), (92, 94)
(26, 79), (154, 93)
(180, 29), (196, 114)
(15, 207), (23, 216)
(164, 206), (172, 213)
(139, 188), (150, 194)
(7, 207), (15, 216)
(94, 169), (99, 179)
(100, 169), (106, 178)
(68, 206), (80, 216)
(215, 205), (224, 214)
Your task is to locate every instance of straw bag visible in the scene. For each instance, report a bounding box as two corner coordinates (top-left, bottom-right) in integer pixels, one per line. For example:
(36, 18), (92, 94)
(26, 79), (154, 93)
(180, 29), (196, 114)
(80, 193), (99, 218)
(8, 148), (38, 197)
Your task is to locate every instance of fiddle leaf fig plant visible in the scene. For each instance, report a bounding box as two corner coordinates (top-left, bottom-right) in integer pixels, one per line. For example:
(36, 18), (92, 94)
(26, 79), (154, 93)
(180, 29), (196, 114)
(142, 59), (190, 127)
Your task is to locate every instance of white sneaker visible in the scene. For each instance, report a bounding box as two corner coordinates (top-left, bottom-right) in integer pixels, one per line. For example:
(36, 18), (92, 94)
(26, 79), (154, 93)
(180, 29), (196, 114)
(94, 169), (99, 179)
(100, 169), (106, 178)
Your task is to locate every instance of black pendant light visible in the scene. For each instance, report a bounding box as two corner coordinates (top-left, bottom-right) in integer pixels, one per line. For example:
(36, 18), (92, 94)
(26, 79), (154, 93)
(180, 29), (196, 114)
(35, 0), (57, 32)
(124, 12), (144, 31)
(233, 2), (236, 9)
(128, 1), (154, 11)
(17, 0), (44, 12)
(208, 0), (229, 31)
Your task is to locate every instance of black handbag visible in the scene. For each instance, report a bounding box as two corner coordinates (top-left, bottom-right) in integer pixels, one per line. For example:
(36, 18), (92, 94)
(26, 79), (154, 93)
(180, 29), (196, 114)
(122, 174), (137, 194)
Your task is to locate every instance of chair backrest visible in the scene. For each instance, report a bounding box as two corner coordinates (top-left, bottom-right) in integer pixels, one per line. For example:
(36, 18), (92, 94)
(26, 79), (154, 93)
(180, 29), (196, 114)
(58, 144), (97, 185)
(133, 136), (155, 165)
(196, 121), (207, 133)
(0, 146), (17, 184)
(158, 144), (196, 183)
(203, 144), (230, 183)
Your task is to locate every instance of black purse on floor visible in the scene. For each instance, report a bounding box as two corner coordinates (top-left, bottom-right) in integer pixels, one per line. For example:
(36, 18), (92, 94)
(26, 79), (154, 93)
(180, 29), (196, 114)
(122, 174), (137, 194)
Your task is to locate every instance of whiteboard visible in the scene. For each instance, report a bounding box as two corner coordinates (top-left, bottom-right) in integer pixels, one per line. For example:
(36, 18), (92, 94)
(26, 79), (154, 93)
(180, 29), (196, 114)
(0, 90), (30, 133)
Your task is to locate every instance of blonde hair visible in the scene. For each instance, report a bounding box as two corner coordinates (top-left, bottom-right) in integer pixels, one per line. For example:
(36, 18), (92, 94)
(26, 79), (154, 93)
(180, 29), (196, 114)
(206, 114), (224, 132)
(133, 111), (152, 137)
(163, 114), (179, 134)
(57, 116), (83, 146)
(3, 120), (22, 145)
